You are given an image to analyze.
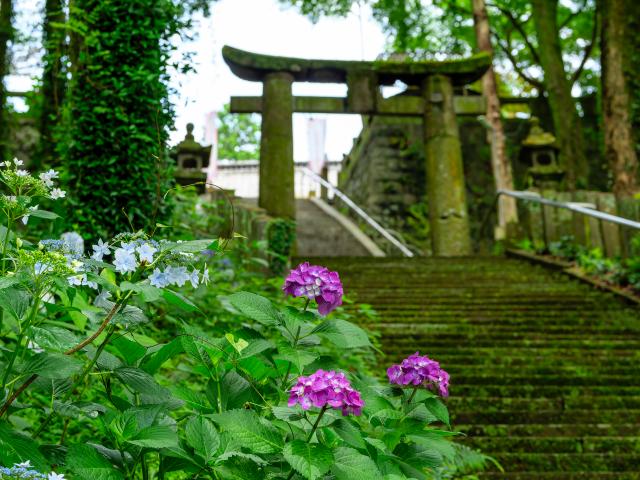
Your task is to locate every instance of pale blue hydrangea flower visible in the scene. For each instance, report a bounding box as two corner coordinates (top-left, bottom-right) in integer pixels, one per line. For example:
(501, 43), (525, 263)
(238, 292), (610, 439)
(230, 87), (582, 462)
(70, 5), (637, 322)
(189, 269), (200, 288)
(61, 232), (84, 256)
(120, 242), (137, 253)
(202, 265), (210, 285)
(91, 239), (110, 261)
(165, 266), (189, 287)
(34, 262), (52, 276)
(94, 289), (112, 308)
(149, 268), (170, 288)
(67, 273), (98, 290)
(113, 248), (138, 274)
(136, 243), (157, 264)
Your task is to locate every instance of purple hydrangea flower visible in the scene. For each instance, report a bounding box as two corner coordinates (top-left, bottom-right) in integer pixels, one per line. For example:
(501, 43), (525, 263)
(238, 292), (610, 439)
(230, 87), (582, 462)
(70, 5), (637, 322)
(288, 369), (364, 416)
(387, 352), (450, 397)
(282, 262), (343, 316)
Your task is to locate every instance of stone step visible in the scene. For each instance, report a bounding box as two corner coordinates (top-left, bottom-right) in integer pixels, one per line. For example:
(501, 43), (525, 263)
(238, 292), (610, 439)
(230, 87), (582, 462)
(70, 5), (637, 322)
(489, 453), (640, 472)
(452, 409), (640, 425)
(463, 436), (640, 454)
(481, 472), (640, 480)
(458, 423), (640, 437)
(448, 396), (640, 411)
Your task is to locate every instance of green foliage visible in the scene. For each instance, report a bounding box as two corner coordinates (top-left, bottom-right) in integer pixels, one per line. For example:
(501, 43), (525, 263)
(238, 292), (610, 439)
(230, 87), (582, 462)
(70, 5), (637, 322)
(60, 0), (180, 239)
(217, 103), (261, 160)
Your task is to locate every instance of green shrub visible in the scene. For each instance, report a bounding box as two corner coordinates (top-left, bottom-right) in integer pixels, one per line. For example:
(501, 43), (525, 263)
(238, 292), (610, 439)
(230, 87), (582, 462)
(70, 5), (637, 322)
(60, 0), (180, 239)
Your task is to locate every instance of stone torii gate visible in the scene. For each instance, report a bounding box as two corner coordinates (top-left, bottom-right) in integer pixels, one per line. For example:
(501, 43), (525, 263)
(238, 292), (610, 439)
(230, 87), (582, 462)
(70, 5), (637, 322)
(222, 46), (491, 256)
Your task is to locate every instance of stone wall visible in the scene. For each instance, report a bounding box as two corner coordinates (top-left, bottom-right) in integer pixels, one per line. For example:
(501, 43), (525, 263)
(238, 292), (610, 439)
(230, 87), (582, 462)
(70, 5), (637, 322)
(338, 114), (532, 254)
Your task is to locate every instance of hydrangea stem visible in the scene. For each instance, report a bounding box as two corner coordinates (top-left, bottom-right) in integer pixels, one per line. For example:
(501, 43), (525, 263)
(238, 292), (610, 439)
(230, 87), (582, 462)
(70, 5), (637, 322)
(0, 296), (125, 418)
(286, 405), (328, 480)
(407, 387), (418, 404)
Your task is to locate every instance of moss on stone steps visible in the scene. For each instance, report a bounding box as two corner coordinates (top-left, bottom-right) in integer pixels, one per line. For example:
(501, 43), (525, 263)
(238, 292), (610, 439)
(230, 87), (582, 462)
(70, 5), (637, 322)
(298, 256), (640, 477)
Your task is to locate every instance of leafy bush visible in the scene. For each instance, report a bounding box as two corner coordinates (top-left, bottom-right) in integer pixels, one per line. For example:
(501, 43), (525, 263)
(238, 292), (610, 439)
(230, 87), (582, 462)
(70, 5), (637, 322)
(0, 162), (490, 479)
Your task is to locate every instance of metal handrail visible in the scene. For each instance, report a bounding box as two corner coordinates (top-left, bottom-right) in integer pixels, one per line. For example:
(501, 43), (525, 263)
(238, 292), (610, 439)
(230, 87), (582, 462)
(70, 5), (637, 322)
(497, 189), (640, 230)
(300, 167), (414, 257)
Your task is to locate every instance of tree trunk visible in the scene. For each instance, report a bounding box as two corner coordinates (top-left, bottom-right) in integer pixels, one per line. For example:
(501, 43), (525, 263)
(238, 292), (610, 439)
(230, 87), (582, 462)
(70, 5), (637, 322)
(0, 0), (13, 161)
(472, 0), (518, 237)
(38, 0), (67, 168)
(531, 0), (588, 190)
(601, 0), (638, 197)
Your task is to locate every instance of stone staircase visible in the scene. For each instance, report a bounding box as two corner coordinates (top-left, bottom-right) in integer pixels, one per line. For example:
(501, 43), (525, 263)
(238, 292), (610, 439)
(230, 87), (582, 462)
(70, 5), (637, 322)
(308, 256), (640, 479)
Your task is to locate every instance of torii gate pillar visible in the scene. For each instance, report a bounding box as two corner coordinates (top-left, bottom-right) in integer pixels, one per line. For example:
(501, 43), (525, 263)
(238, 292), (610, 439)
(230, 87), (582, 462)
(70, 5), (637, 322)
(423, 75), (472, 256)
(259, 72), (295, 219)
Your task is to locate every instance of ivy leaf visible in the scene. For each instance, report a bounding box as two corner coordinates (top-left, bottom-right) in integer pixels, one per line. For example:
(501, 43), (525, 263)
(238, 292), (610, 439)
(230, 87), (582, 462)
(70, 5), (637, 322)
(228, 292), (281, 326)
(314, 320), (371, 348)
(210, 409), (283, 454)
(67, 444), (124, 480)
(332, 447), (382, 480)
(185, 415), (220, 463)
(22, 352), (83, 378)
(127, 425), (179, 449)
(283, 440), (333, 480)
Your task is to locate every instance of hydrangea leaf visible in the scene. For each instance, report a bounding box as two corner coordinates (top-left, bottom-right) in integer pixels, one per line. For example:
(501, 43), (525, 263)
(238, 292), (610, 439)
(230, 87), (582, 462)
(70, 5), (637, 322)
(0, 423), (48, 471)
(22, 352), (83, 378)
(331, 418), (366, 449)
(67, 444), (124, 480)
(283, 440), (333, 480)
(126, 425), (179, 449)
(185, 416), (220, 463)
(274, 342), (318, 374)
(331, 447), (382, 480)
(228, 292), (282, 326)
(141, 338), (184, 374)
(0, 287), (30, 321)
(313, 319), (371, 348)
(162, 289), (200, 312)
(423, 398), (450, 427)
(210, 409), (283, 454)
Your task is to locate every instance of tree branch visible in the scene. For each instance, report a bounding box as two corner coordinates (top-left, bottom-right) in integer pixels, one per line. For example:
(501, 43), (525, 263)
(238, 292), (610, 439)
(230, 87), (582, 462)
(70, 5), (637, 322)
(494, 33), (545, 90)
(570, 10), (598, 85)
(490, 3), (542, 65)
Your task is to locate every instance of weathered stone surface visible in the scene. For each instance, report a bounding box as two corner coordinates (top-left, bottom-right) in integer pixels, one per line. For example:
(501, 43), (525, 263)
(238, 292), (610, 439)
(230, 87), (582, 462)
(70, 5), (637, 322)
(222, 45), (491, 86)
(259, 72), (295, 219)
(423, 75), (472, 256)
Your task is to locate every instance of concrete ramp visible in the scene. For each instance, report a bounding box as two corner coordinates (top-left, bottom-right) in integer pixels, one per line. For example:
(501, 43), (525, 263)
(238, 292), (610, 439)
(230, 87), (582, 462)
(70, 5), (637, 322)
(295, 198), (383, 257)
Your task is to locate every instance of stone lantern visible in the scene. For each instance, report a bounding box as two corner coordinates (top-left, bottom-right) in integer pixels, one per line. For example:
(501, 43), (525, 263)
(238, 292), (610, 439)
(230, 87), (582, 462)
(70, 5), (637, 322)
(521, 117), (564, 189)
(171, 123), (211, 193)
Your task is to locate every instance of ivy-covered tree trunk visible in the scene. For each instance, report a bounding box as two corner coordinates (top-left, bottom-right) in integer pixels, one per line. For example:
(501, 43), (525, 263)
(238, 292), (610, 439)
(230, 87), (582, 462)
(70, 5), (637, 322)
(602, 0), (638, 197)
(38, 0), (67, 168)
(531, 0), (588, 189)
(0, 0), (13, 161)
(62, 0), (176, 238)
(472, 0), (517, 236)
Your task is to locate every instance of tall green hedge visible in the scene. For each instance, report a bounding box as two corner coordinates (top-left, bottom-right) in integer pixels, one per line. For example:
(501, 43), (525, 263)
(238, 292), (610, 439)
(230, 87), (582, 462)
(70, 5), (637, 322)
(61, 0), (180, 239)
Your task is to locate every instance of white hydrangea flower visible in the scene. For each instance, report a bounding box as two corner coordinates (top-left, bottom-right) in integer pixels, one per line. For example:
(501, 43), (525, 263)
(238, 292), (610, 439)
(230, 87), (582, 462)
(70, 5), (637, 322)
(48, 472), (66, 480)
(39, 169), (59, 187)
(136, 243), (157, 264)
(113, 248), (138, 274)
(91, 238), (111, 261)
(202, 265), (210, 285)
(27, 341), (44, 354)
(16, 169), (28, 177)
(13, 158), (24, 167)
(50, 188), (66, 199)
(34, 262), (53, 276)
(62, 232), (85, 256)
(21, 205), (38, 225)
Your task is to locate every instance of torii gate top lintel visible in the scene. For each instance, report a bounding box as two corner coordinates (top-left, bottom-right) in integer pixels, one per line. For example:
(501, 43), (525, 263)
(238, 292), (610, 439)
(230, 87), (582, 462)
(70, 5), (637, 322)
(222, 45), (491, 87)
